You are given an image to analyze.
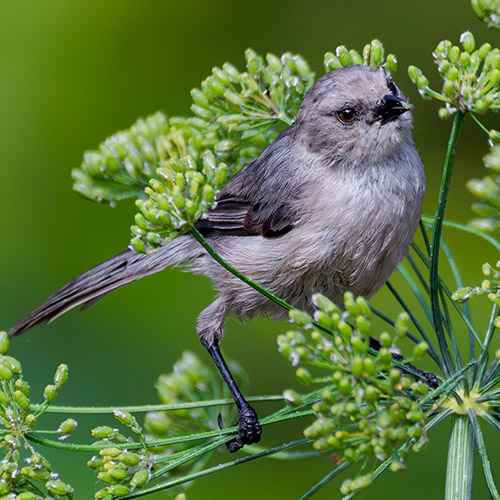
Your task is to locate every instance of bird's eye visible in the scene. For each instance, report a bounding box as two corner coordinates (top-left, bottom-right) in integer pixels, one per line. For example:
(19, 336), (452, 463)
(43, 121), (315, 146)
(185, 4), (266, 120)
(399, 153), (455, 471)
(337, 108), (356, 124)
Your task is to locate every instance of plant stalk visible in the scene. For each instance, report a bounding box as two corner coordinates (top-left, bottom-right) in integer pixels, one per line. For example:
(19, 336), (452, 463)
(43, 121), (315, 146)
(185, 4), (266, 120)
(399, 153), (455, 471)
(445, 414), (475, 500)
(429, 111), (466, 375)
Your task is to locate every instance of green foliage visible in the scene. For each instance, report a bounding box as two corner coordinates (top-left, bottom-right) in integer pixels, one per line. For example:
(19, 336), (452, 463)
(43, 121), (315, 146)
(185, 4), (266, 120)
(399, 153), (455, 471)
(71, 41), (396, 252)
(408, 31), (500, 117)
(323, 39), (397, 72)
(279, 294), (430, 494)
(88, 351), (241, 499)
(0, 332), (74, 499)
(471, 0), (500, 28)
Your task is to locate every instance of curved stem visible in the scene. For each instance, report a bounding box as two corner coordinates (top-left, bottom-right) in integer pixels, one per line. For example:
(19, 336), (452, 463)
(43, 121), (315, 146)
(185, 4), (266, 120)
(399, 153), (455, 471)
(429, 111), (466, 376)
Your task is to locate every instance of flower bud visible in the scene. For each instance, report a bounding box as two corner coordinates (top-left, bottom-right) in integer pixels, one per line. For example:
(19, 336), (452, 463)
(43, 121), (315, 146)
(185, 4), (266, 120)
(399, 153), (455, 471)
(13, 390), (30, 412)
(43, 385), (57, 403)
(54, 364), (68, 389)
(0, 363), (13, 381)
(24, 413), (36, 429)
(106, 485), (130, 497)
(130, 469), (149, 488)
(289, 309), (312, 327)
(413, 342), (429, 359)
(46, 480), (74, 496)
(336, 46), (352, 67)
(460, 31), (476, 53)
(324, 52), (342, 71)
(2, 357), (21, 374)
(57, 418), (77, 437)
(0, 333), (9, 355)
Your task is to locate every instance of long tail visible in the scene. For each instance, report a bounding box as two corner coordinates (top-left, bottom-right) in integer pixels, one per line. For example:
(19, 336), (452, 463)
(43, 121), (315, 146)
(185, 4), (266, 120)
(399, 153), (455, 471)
(10, 235), (201, 336)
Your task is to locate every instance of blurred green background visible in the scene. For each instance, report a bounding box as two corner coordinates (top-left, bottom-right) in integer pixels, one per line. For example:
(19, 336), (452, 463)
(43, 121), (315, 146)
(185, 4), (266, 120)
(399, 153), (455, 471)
(0, 0), (499, 498)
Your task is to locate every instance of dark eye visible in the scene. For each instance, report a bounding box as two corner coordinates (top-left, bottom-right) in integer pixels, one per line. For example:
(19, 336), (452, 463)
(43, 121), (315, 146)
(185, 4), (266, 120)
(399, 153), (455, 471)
(337, 108), (356, 124)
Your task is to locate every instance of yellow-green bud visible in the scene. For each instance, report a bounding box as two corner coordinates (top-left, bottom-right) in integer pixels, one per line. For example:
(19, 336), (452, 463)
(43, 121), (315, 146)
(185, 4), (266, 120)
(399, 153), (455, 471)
(13, 390), (30, 412)
(25, 414), (37, 429)
(130, 469), (149, 488)
(289, 309), (312, 327)
(58, 418), (77, 436)
(43, 385), (57, 403)
(363, 385), (379, 403)
(106, 485), (130, 497)
(296, 367), (312, 384)
(460, 31), (476, 53)
(385, 54), (398, 72)
(336, 46), (352, 67)
(130, 237), (146, 254)
(324, 52), (342, 71)
(54, 364), (68, 389)
(100, 448), (122, 459)
(413, 342), (429, 359)
(2, 356), (21, 374)
(119, 452), (140, 467)
(0, 333), (9, 355)
(46, 480), (74, 496)
(0, 363), (13, 381)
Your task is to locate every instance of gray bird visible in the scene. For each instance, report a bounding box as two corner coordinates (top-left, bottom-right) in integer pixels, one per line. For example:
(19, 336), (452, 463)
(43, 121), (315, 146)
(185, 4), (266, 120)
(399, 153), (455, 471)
(10, 65), (426, 452)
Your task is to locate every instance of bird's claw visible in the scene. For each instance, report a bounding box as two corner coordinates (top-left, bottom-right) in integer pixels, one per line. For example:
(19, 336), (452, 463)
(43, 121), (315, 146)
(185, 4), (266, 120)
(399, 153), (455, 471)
(218, 405), (262, 453)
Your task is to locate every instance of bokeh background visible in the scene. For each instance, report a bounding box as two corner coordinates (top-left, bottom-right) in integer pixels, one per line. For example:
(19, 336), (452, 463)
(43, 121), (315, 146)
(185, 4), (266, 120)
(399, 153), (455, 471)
(1, 0), (499, 498)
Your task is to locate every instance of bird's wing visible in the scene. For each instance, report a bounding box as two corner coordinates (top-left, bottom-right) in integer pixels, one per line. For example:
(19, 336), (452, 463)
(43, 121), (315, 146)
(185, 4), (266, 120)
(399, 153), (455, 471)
(195, 128), (301, 238)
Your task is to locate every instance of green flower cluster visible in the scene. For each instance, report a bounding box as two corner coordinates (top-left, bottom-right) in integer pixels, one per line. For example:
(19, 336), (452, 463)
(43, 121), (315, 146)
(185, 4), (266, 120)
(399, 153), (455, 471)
(72, 42), (396, 253)
(88, 351), (241, 499)
(0, 332), (73, 499)
(89, 409), (153, 500)
(453, 261), (500, 317)
(467, 145), (500, 233)
(471, 0), (500, 28)
(278, 294), (430, 495)
(324, 39), (397, 72)
(131, 49), (316, 252)
(409, 31), (500, 117)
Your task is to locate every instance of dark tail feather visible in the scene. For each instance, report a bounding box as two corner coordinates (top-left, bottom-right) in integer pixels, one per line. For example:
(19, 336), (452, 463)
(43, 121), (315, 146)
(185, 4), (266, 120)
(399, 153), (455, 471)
(9, 236), (200, 337)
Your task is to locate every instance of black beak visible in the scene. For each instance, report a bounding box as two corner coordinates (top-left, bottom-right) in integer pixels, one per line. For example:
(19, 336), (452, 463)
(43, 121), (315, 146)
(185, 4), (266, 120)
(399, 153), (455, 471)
(375, 94), (410, 124)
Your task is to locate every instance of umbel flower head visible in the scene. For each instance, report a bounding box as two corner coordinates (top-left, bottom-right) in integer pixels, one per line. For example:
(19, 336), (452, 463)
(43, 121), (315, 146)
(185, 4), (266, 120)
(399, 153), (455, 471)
(409, 31), (500, 117)
(70, 42), (398, 253)
(278, 294), (431, 495)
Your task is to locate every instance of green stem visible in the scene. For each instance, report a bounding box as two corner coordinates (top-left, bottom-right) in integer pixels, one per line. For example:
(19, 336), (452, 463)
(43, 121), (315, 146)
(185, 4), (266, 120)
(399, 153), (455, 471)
(467, 409), (500, 500)
(190, 226), (292, 312)
(429, 111), (466, 376)
(32, 395), (283, 414)
(445, 415), (474, 500)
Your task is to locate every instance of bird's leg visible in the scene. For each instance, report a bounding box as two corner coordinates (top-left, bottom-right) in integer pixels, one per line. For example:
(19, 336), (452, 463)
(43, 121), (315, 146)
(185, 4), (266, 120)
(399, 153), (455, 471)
(369, 338), (439, 388)
(202, 339), (262, 452)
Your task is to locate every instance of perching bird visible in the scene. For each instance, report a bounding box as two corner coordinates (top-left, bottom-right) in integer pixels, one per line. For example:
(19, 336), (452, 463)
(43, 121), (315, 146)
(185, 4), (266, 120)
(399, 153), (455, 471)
(10, 65), (425, 452)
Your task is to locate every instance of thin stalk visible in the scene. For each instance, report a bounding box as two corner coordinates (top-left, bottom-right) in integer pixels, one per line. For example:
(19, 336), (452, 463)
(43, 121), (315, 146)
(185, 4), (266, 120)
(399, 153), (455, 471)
(429, 111), (465, 376)
(32, 395), (283, 414)
(123, 438), (310, 498)
(445, 414), (474, 500)
(467, 409), (500, 500)
(421, 216), (500, 253)
(298, 463), (351, 500)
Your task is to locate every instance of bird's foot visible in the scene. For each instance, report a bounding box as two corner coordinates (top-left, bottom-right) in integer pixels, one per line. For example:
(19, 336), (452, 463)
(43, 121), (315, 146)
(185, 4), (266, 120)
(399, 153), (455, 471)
(218, 405), (262, 453)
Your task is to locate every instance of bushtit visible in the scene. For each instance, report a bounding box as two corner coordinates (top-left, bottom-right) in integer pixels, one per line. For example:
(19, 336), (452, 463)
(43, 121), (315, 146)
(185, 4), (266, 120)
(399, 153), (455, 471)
(11, 65), (425, 452)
